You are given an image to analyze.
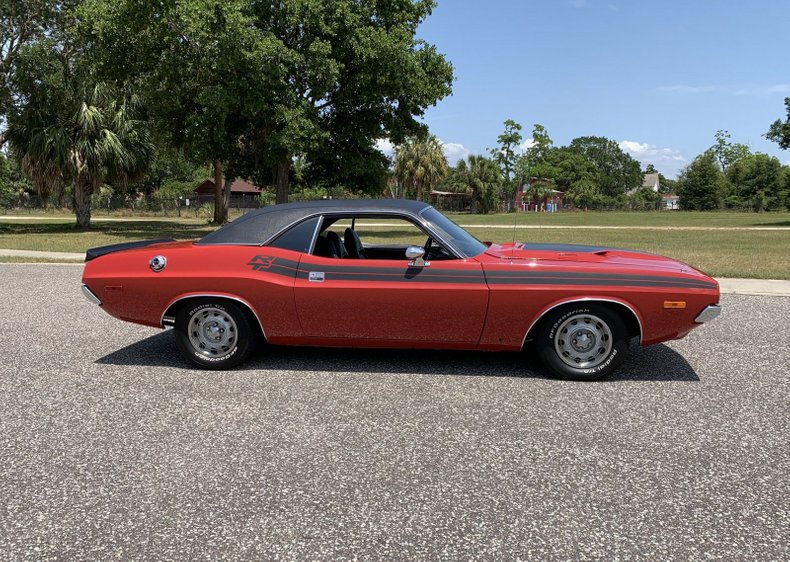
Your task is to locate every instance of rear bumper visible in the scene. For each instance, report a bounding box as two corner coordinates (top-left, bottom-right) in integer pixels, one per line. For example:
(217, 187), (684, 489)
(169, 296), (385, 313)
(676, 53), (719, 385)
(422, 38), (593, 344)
(695, 304), (721, 323)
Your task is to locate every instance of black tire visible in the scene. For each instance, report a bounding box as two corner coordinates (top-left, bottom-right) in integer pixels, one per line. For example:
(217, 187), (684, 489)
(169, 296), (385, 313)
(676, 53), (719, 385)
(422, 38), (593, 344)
(536, 304), (629, 381)
(174, 299), (255, 370)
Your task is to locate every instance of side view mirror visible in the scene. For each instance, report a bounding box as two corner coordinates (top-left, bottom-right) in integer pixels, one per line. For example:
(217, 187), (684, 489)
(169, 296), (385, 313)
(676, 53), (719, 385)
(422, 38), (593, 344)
(405, 246), (429, 267)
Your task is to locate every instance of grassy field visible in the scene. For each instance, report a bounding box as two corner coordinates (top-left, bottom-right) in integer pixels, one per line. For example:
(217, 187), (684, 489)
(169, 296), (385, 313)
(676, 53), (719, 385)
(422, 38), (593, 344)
(1, 211), (789, 279)
(445, 210), (790, 228)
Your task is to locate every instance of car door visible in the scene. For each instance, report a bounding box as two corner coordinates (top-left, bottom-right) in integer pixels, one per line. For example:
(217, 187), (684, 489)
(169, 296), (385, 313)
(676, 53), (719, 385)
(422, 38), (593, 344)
(293, 216), (489, 344)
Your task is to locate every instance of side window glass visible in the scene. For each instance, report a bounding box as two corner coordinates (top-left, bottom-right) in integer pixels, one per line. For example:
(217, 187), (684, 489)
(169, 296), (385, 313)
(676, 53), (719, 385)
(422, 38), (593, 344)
(268, 217), (320, 253)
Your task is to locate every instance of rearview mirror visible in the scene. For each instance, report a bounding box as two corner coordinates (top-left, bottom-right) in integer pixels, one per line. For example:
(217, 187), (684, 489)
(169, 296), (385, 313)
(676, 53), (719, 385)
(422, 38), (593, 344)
(405, 246), (428, 267)
(405, 246), (424, 259)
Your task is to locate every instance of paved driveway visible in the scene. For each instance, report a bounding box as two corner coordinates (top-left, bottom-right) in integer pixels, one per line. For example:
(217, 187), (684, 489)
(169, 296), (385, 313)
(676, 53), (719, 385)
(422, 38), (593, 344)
(0, 265), (787, 560)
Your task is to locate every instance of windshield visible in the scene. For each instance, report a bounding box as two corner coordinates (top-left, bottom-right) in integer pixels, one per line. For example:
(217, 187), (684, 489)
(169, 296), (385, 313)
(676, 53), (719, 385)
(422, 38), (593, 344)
(421, 208), (487, 258)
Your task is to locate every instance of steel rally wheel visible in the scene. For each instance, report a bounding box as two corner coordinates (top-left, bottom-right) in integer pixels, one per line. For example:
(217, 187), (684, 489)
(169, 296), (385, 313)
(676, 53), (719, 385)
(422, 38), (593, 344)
(536, 304), (629, 381)
(174, 299), (254, 369)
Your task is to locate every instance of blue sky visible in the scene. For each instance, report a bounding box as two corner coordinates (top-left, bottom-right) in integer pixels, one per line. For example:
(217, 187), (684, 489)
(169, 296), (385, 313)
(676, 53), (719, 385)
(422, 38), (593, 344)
(393, 0), (790, 177)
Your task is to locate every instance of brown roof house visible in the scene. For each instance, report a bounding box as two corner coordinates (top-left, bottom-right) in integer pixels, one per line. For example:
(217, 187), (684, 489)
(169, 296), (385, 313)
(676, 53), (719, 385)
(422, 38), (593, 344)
(194, 178), (263, 209)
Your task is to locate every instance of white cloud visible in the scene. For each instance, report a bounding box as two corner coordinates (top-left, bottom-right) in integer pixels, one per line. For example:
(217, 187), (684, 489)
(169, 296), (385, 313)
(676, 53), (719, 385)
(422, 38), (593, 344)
(655, 85), (718, 94)
(519, 138), (535, 152)
(656, 83), (790, 96)
(735, 84), (790, 96)
(375, 138), (472, 166)
(375, 138), (395, 158)
(439, 141), (472, 165)
(619, 140), (687, 178)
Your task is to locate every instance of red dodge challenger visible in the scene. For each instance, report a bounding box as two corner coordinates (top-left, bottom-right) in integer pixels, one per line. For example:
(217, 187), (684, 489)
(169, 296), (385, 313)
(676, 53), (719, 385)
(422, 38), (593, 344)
(81, 199), (721, 380)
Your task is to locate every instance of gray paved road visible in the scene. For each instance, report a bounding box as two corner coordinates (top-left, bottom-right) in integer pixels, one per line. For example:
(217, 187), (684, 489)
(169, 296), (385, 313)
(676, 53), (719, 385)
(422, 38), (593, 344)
(0, 264), (787, 560)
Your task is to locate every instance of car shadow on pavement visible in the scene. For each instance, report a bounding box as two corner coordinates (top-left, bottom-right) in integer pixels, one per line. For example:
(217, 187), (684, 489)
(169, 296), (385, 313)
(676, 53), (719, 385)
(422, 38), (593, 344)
(96, 331), (699, 382)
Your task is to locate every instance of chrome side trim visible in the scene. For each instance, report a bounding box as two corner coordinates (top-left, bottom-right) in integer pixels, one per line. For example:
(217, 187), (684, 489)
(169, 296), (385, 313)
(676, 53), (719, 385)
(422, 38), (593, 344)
(81, 284), (102, 305)
(694, 304), (722, 323)
(521, 297), (643, 348)
(307, 215), (324, 256)
(159, 293), (267, 339)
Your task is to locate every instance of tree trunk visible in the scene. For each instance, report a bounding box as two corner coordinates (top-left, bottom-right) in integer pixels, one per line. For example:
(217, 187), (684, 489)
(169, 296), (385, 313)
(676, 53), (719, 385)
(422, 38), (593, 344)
(73, 179), (92, 229)
(212, 160), (229, 224)
(223, 177), (232, 215)
(276, 159), (290, 204)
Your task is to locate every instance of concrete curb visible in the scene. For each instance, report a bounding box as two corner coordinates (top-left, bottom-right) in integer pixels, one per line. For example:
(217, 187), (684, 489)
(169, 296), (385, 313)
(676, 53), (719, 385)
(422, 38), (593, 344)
(715, 278), (790, 297)
(0, 248), (86, 260)
(1, 249), (789, 297)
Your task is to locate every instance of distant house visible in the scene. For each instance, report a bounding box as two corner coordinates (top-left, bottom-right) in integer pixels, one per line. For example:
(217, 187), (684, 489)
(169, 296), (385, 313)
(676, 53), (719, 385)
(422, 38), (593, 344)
(516, 178), (563, 212)
(194, 178), (262, 209)
(662, 193), (680, 210)
(430, 190), (471, 212)
(643, 172), (660, 192)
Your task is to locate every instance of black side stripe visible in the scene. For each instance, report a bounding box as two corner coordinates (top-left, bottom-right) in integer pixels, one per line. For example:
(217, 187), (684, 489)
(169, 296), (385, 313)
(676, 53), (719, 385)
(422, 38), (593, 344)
(486, 277), (717, 289)
(246, 255), (717, 289)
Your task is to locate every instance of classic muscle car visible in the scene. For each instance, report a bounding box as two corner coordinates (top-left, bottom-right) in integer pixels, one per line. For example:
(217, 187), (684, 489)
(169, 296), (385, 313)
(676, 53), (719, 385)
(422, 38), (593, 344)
(81, 199), (721, 380)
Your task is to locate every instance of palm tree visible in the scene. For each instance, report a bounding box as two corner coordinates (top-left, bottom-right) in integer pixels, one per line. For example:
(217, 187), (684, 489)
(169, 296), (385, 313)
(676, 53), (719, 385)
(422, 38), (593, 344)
(394, 136), (448, 201)
(8, 51), (151, 227)
(526, 181), (551, 211)
(454, 155), (501, 214)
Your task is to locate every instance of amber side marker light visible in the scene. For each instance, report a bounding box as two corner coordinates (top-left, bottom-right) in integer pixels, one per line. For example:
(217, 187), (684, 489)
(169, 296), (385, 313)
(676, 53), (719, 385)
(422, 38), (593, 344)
(663, 301), (687, 309)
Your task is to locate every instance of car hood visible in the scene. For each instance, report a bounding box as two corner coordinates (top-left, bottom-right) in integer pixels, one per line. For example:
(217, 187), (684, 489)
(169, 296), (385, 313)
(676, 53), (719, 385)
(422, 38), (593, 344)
(483, 242), (698, 274)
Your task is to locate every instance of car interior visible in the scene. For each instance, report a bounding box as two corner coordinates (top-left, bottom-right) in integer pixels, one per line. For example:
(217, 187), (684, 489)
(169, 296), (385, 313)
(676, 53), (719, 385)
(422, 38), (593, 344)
(312, 216), (454, 261)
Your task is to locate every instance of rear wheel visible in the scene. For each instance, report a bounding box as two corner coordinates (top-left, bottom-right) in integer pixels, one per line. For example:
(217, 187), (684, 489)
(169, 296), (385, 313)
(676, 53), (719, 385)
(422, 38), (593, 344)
(536, 304), (629, 381)
(174, 299), (255, 369)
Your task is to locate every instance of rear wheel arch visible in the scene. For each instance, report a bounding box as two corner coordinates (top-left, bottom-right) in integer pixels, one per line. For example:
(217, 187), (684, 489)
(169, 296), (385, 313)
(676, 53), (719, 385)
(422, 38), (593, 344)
(523, 298), (642, 349)
(162, 294), (266, 341)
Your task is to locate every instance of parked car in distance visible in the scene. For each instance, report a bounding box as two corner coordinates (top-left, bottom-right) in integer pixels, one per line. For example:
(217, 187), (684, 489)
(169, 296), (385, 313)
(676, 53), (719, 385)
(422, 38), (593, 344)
(81, 199), (721, 380)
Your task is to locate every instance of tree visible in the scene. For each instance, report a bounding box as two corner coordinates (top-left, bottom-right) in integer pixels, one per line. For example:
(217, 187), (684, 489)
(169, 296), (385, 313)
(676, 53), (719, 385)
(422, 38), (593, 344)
(0, 0), (71, 146)
(393, 136), (448, 201)
(80, 0), (454, 221)
(566, 179), (600, 211)
(780, 166), (790, 210)
(530, 147), (597, 192)
(514, 123), (553, 187)
(452, 155), (501, 214)
(7, 41), (152, 227)
(568, 136), (642, 198)
(766, 98), (790, 150)
(644, 163), (657, 174)
(676, 151), (725, 211)
(726, 153), (783, 212)
(489, 119), (522, 188)
(712, 129), (750, 171)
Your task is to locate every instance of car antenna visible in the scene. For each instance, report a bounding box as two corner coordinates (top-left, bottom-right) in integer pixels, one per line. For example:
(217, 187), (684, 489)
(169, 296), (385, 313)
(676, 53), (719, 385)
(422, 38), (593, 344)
(511, 178), (523, 258)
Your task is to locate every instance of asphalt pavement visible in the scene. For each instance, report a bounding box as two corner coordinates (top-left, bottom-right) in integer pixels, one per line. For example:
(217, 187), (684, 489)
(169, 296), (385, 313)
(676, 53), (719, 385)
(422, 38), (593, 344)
(0, 264), (787, 560)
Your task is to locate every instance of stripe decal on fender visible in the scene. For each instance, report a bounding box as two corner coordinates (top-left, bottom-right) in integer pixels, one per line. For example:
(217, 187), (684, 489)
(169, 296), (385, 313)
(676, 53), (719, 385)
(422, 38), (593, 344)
(246, 255), (718, 290)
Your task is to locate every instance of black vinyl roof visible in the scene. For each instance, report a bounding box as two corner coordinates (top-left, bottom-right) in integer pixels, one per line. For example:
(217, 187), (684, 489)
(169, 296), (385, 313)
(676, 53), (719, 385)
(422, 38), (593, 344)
(197, 199), (432, 245)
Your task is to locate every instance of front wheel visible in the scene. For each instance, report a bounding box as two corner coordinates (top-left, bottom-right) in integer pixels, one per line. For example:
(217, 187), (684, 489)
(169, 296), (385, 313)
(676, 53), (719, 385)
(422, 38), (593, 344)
(536, 304), (629, 381)
(174, 299), (255, 369)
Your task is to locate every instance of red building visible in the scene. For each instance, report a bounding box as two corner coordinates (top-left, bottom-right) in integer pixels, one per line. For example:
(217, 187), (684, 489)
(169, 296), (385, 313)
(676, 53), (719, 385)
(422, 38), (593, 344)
(515, 178), (564, 212)
(194, 179), (263, 209)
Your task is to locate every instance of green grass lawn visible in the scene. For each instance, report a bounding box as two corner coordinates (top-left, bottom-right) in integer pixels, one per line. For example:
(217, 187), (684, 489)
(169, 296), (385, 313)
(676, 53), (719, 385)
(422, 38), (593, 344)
(446, 210), (790, 228)
(1, 211), (789, 278)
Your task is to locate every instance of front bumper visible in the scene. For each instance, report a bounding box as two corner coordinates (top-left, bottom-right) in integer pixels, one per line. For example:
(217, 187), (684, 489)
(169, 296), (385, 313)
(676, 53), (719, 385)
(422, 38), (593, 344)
(81, 284), (102, 305)
(694, 304), (721, 323)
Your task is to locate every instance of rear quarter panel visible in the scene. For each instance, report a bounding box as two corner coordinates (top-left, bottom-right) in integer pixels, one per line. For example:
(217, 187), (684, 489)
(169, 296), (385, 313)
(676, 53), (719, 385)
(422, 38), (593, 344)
(81, 243), (302, 337)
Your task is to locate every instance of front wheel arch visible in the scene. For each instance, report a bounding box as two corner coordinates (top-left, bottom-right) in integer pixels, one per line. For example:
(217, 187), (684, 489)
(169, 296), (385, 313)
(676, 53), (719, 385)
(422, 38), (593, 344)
(523, 299), (642, 350)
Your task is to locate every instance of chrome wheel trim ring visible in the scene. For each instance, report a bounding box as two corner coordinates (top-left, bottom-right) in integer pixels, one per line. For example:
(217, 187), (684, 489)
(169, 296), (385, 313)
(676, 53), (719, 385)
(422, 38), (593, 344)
(554, 313), (613, 369)
(187, 307), (238, 359)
